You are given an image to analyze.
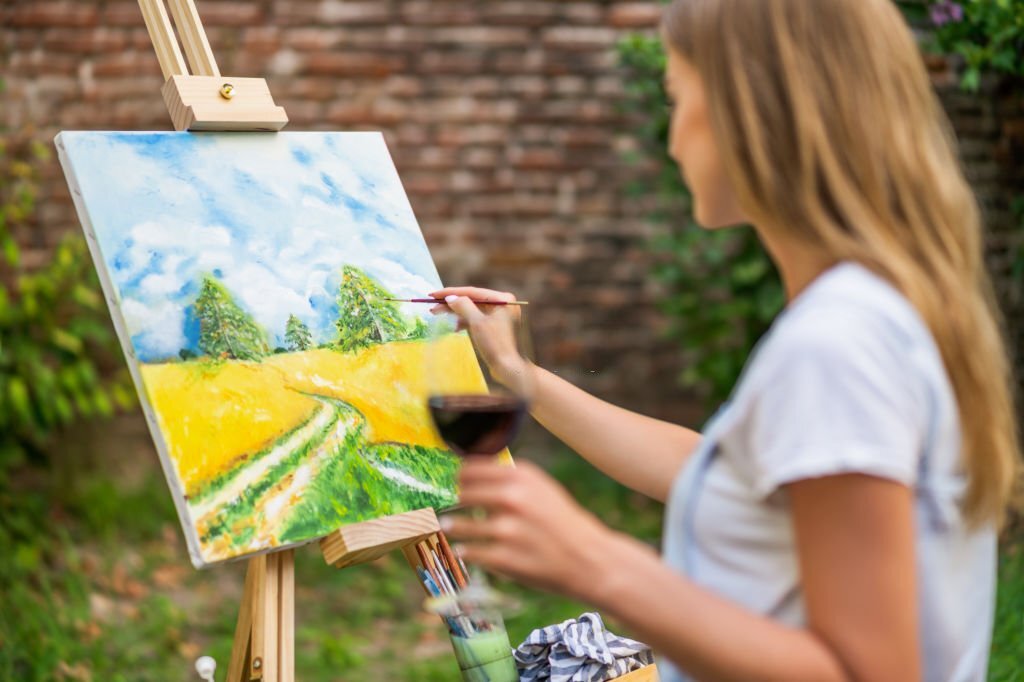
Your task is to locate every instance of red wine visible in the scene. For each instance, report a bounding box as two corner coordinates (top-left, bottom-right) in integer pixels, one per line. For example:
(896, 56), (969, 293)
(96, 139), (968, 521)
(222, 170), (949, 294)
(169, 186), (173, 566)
(427, 394), (527, 456)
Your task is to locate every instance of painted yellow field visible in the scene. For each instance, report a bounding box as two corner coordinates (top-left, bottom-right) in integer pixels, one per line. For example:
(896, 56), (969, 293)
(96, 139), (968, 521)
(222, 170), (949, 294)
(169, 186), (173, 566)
(140, 333), (492, 496)
(141, 361), (319, 495)
(265, 334), (487, 446)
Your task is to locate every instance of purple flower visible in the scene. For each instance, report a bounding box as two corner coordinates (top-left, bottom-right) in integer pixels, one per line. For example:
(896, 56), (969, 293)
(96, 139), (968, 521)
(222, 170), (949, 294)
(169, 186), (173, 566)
(930, 0), (964, 27)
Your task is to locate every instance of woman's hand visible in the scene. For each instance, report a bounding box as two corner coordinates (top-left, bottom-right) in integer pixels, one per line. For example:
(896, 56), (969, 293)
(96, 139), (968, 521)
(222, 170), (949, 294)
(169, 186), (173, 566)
(428, 286), (529, 389)
(440, 458), (634, 601)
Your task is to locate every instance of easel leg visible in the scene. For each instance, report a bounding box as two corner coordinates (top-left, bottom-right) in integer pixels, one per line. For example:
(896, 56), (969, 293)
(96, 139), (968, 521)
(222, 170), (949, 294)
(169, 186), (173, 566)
(227, 551), (295, 682)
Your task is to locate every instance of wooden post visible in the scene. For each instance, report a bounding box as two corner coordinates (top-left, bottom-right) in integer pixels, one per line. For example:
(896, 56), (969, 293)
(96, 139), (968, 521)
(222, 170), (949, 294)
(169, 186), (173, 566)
(226, 551), (295, 682)
(137, 0), (287, 131)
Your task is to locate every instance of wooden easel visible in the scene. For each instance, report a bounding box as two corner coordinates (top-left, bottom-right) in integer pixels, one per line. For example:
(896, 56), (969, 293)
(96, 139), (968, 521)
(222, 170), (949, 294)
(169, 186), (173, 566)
(136, 4), (663, 680)
(134, 3), (446, 680)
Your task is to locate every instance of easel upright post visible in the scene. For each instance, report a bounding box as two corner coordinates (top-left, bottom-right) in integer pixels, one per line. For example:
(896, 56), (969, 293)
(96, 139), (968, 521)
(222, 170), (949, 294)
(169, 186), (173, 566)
(227, 552), (294, 682)
(137, 0), (287, 132)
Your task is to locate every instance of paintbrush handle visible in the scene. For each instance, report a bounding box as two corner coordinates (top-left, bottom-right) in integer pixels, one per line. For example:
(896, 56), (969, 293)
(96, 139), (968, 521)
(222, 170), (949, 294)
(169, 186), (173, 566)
(386, 298), (529, 306)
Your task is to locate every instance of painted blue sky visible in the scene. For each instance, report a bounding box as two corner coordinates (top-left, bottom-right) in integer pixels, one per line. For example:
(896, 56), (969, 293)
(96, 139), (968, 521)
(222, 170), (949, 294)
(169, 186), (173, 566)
(60, 132), (442, 362)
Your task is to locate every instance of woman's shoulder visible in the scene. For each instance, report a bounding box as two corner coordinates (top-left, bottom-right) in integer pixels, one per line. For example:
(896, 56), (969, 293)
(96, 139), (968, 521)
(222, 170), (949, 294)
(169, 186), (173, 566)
(736, 262), (949, 411)
(765, 262), (937, 365)
(717, 263), (954, 497)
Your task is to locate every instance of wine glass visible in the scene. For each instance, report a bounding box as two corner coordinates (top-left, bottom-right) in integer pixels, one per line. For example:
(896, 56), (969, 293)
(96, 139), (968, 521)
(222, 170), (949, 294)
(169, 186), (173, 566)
(424, 301), (534, 459)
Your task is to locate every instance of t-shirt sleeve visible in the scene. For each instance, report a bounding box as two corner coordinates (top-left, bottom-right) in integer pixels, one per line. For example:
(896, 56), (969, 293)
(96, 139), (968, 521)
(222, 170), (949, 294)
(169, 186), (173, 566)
(739, 313), (926, 500)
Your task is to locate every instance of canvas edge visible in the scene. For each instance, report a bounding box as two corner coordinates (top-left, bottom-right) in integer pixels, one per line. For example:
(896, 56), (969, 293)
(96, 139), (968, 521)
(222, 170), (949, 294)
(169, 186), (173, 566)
(54, 131), (212, 570)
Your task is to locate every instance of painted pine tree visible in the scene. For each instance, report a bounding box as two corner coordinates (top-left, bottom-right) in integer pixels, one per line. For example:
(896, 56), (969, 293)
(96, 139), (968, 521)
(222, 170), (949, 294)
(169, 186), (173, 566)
(193, 275), (270, 360)
(284, 314), (313, 351)
(334, 265), (408, 352)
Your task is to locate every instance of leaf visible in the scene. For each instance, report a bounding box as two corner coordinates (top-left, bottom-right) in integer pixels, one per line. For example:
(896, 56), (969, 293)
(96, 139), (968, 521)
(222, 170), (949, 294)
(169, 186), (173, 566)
(961, 67), (981, 91)
(7, 376), (32, 427)
(52, 328), (84, 354)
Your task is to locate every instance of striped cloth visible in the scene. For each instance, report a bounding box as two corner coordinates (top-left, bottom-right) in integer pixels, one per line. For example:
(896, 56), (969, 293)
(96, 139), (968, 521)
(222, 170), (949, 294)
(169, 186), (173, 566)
(513, 612), (655, 682)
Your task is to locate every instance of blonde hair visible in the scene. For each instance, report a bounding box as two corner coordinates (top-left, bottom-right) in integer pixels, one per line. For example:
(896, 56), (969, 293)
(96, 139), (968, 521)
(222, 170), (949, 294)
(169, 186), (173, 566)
(663, 0), (1021, 525)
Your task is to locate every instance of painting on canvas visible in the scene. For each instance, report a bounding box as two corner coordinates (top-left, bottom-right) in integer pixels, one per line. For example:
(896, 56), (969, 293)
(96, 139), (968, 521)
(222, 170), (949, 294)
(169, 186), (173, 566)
(56, 131), (486, 567)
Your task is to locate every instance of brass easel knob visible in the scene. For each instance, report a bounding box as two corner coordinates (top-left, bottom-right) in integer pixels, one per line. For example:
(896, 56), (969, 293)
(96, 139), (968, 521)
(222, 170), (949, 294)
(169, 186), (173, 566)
(219, 83), (235, 100)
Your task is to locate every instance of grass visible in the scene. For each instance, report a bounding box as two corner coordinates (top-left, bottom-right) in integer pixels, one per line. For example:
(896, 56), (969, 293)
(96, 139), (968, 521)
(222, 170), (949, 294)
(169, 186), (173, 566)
(360, 440), (462, 492)
(990, 543), (1024, 681)
(2, 431), (1021, 680)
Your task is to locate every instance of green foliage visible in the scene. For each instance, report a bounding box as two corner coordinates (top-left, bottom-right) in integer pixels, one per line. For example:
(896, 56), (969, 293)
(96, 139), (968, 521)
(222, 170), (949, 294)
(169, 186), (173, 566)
(989, 544), (1024, 680)
(0, 129), (131, 478)
(193, 274), (269, 361)
(284, 313), (313, 351)
(617, 35), (784, 407)
(916, 0), (1024, 91)
(334, 265), (409, 352)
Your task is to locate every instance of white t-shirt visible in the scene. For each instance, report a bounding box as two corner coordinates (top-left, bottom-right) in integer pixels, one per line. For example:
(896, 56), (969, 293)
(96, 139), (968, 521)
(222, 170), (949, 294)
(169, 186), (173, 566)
(660, 262), (996, 682)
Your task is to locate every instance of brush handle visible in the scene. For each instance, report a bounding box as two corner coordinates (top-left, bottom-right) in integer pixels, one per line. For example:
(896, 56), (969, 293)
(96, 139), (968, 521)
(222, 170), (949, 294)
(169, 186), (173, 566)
(388, 298), (529, 306)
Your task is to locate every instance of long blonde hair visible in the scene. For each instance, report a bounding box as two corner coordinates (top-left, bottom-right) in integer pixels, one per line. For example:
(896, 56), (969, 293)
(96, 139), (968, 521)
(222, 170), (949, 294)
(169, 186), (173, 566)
(663, 0), (1020, 525)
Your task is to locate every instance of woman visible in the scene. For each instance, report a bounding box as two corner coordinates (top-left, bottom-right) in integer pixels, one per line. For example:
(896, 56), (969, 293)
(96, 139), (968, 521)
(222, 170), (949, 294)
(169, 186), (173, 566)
(435, 0), (1020, 679)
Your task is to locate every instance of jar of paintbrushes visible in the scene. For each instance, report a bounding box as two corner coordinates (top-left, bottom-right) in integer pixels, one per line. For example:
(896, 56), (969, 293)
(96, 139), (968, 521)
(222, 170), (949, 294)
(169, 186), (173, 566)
(417, 535), (518, 682)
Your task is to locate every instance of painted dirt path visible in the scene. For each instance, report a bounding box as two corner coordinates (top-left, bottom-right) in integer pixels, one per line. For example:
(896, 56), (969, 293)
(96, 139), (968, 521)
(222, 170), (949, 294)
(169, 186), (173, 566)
(188, 400), (337, 521)
(192, 392), (455, 561)
(242, 401), (361, 553)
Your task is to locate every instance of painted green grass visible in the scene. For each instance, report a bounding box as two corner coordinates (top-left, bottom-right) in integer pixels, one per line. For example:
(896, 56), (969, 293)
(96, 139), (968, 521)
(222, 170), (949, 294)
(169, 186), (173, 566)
(361, 440), (461, 493)
(278, 431), (457, 545)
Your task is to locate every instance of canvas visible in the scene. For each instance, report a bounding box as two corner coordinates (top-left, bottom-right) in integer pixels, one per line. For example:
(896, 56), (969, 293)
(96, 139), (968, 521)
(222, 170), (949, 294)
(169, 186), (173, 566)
(56, 131), (488, 567)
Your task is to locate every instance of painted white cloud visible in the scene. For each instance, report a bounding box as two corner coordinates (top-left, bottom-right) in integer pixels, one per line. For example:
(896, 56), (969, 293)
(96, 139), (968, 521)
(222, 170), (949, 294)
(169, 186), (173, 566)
(65, 131), (443, 360)
(121, 297), (187, 359)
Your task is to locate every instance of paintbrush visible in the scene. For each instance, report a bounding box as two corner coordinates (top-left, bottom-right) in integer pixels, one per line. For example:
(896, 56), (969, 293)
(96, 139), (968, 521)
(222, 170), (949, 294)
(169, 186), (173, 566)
(381, 297), (529, 306)
(437, 531), (468, 589)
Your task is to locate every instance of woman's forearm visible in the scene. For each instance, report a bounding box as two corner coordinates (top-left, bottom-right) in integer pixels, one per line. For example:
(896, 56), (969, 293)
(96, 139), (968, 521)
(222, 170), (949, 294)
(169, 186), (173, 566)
(528, 364), (701, 502)
(585, 533), (848, 682)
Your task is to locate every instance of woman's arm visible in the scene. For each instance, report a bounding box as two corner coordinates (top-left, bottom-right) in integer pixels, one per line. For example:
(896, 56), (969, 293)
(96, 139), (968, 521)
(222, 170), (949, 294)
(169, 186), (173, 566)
(529, 364), (700, 502)
(447, 461), (920, 681)
(435, 287), (701, 502)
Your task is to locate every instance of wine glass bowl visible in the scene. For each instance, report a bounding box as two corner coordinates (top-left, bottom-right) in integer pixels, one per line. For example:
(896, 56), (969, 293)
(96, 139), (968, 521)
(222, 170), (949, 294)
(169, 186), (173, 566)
(424, 302), (534, 458)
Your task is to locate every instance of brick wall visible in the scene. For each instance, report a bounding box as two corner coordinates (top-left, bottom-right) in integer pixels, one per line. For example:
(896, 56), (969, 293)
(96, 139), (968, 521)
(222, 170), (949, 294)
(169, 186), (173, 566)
(1, 1), (1021, 427)
(1, 0), (703, 424)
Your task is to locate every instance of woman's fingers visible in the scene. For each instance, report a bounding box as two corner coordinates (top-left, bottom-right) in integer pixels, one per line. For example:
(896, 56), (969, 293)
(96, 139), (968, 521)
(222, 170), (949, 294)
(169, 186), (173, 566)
(440, 513), (494, 540)
(460, 456), (517, 481)
(457, 481), (526, 512)
(443, 295), (486, 324)
(430, 287), (516, 303)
